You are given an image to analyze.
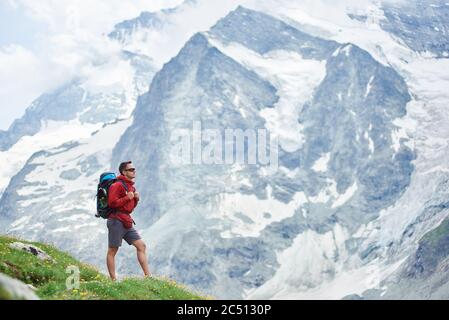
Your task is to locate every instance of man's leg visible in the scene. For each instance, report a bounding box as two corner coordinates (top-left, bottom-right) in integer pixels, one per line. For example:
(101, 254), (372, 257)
(132, 239), (151, 277)
(106, 247), (119, 281)
(107, 218), (124, 281)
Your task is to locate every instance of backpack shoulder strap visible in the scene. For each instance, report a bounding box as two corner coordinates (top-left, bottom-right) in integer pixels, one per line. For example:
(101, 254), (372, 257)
(118, 179), (129, 192)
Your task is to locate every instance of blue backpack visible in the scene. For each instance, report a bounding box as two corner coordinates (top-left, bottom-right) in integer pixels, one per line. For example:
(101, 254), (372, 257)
(95, 172), (128, 219)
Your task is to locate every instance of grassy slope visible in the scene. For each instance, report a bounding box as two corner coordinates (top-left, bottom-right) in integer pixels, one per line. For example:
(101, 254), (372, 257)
(0, 235), (207, 300)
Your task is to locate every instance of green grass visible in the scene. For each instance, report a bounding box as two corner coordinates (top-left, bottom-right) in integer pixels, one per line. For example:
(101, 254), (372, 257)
(0, 235), (208, 300)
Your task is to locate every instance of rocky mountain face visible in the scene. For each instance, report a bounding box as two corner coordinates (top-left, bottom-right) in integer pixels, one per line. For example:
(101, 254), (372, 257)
(111, 6), (416, 298)
(380, 0), (449, 58)
(1, 1), (449, 299)
(0, 48), (155, 199)
(0, 52), (155, 152)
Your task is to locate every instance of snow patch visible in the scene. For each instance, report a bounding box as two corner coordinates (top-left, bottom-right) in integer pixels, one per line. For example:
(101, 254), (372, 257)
(214, 185), (308, 238)
(246, 224), (349, 299)
(312, 152), (330, 172)
(10, 216), (32, 231)
(332, 182), (358, 209)
(342, 44), (352, 56)
(246, 222), (405, 299)
(309, 179), (339, 204)
(24, 118), (132, 196)
(364, 131), (375, 153)
(365, 75), (374, 98)
(0, 119), (102, 193)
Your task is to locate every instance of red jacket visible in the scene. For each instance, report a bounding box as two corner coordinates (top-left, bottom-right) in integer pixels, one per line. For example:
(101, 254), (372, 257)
(108, 175), (139, 228)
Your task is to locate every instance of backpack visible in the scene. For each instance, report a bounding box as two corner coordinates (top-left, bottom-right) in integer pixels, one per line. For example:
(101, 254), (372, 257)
(95, 172), (128, 219)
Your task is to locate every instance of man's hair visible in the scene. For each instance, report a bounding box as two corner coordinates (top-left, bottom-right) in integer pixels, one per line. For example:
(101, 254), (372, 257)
(119, 161), (132, 175)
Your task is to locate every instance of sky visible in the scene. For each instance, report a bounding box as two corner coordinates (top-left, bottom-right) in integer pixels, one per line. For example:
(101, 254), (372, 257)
(0, 0), (393, 131)
(0, 0), (184, 131)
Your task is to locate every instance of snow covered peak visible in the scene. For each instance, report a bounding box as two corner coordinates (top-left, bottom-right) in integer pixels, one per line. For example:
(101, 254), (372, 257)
(108, 11), (168, 43)
(109, 0), (199, 43)
(107, 0), (199, 65)
(0, 50), (154, 152)
(209, 5), (338, 59)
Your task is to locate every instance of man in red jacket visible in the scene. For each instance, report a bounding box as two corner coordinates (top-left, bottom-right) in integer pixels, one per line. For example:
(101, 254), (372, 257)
(106, 160), (150, 281)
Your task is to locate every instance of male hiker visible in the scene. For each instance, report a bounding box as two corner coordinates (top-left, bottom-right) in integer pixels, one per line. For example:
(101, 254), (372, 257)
(106, 161), (150, 281)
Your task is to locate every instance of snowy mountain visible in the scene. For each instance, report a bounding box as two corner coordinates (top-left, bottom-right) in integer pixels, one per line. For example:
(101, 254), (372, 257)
(0, 49), (155, 196)
(110, 5), (417, 299)
(2, 0), (449, 300)
(105, 0), (254, 68)
(0, 0), (235, 272)
(0, 0), (198, 264)
(108, 0), (201, 43)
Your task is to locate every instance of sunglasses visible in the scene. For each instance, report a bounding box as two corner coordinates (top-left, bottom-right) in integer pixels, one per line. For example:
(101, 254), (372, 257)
(125, 168), (136, 172)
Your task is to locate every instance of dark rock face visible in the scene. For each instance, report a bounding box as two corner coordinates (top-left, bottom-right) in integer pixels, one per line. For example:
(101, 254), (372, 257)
(406, 218), (449, 279)
(381, 0), (449, 58)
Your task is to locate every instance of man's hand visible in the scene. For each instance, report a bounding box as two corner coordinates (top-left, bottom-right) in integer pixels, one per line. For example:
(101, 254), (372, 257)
(134, 191), (140, 201)
(127, 192), (135, 200)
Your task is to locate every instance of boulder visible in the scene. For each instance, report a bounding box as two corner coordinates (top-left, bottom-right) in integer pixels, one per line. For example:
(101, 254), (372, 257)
(9, 242), (54, 262)
(0, 273), (40, 300)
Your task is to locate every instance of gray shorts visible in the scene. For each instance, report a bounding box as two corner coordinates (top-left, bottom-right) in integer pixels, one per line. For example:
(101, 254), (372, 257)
(107, 218), (141, 248)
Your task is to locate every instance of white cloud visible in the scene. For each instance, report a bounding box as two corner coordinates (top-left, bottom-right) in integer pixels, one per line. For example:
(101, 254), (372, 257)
(0, 0), (403, 130)
(0, 44), (67, 130)
(120, 0), (257, 67)
(0, 0), (185, 130)
(0, 0), (250, 130)
(10, 0), (185, 35)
